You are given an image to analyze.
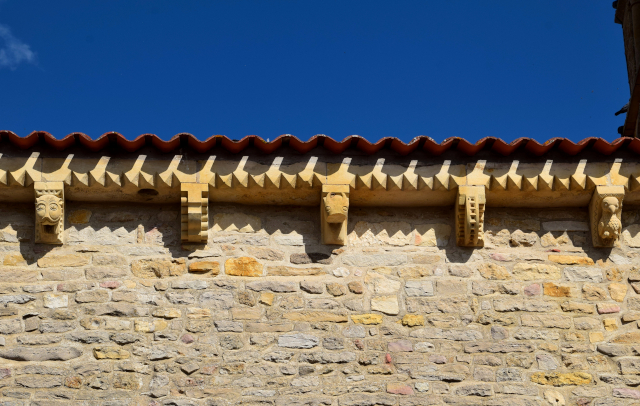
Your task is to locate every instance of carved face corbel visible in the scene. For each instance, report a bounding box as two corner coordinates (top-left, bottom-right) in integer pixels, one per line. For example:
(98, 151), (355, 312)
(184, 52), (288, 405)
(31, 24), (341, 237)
(590, 185), (624, 247)
(34, 182), (64, 244)
(321, 185), (349, 245)
(455, 185), (485, 247)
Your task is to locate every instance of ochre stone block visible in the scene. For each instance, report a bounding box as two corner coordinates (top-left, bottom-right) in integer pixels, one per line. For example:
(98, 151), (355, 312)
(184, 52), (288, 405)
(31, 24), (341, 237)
(530, 372), (592, 386)
(188, 261), (220, 275)
(351, 314), (383, 325)
(225, 257), (263, 277)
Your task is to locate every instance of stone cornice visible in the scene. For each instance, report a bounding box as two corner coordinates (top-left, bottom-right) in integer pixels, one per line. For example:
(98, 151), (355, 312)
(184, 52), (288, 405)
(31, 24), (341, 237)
(0, 154), (637, 201)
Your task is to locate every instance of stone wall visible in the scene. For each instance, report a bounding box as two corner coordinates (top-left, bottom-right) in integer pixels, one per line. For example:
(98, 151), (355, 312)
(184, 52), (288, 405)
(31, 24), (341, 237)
(1, 201), (640, 406)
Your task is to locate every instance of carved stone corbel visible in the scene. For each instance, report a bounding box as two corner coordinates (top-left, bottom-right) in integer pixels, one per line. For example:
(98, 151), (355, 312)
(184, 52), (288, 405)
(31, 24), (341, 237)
(181, 183), (209, 243)
(455, 185), (485, 247)
(321, 184), (349, 245)
(34, 181), (65, 244)
(590, 185), (624, 247)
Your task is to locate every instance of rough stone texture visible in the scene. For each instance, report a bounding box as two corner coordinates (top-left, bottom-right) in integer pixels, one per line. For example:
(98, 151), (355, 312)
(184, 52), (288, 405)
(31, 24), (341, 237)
(0, 203), (636, 405)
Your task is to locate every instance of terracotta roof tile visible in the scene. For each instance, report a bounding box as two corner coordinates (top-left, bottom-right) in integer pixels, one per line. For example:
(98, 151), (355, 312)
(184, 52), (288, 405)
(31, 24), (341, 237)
(0, 131), (635, 157)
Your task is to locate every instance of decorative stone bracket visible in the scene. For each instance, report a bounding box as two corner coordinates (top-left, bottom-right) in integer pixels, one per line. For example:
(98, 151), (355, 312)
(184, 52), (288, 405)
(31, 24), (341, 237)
(455, 185), (486, 247)
(181, 183), (209, 243)
(321, 184), (350, 245)
(34, 181), (65, 244)
(590, 185), (625, 247)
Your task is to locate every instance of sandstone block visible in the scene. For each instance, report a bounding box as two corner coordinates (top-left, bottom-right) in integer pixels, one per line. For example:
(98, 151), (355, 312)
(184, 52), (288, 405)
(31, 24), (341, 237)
(478, 263), (510, 280)
(43, 293), (68, 308)
(37, 253), (90, 268)
(351, 314), (383, 325)
(564, 267), (603, 282)
(188, 261), (220, 275)
(225, 257), (263, 277)
(543, 283), (571, 297)
(402, 314), (425, 326)
(530, 372), (591, 386)
(512, 263), (560, 280)
(609, 283), (627, 302)
(548, 255), (594, 265)
(131, 258), (186, 278)
(284, 311), (348, 323)
(93, 346), (130, 359)
(246, 281), (297, 292)
(404, 280), (434, 297)
(371, 295), (400, 315)
(68, 209), (92, 224)
(342, 254), (407, 267)
(267, 266), (324, 276)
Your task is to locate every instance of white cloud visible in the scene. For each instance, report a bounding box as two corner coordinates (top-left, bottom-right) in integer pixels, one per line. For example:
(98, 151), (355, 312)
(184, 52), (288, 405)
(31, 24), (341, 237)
(0, 23), (36, 69)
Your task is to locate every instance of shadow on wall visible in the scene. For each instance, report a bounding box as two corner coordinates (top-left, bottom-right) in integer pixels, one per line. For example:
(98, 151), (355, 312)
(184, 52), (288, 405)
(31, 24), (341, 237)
(0, 202), (182, 266)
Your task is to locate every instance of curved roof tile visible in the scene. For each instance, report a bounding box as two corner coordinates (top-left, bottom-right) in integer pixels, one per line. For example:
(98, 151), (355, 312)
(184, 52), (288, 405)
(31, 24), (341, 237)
(0, 131), (635, 157)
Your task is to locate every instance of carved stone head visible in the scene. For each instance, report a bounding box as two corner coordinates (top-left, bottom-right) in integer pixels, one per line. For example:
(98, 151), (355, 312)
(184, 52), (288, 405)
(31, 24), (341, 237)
(323, 192), (349, 223)
(601, 196), (620, 214)
(35, 189), (64, 244)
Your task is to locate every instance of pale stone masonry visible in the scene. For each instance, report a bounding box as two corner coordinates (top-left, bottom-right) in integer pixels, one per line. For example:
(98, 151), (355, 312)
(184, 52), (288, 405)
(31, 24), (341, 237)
(1, 144), (640, 405)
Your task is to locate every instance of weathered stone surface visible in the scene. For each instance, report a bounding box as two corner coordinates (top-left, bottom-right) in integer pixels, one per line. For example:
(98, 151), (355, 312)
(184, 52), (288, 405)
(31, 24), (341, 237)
(478, 263), (510, 280)
(342, 254), (407, 267)
(530, 372), (592, 386)
(268, 266), (324, 276)
(188, 261), (220, 275)
(351, 314), (383, 325)
(370, 295), (400, 315)
(404, 280), (434, 297)
(37, 253), (90, 267)
(548, 255), (594, 265)
(278, 333), (319, 348)
(0, 347), (82, 361)
(564, 267), (603, 282)
(246, 281), (298, 292)
(225, 257), (264, 277)
(131, 258), (186, 278)
(512, 263), (560, 280)
(284, 311), (348, 323)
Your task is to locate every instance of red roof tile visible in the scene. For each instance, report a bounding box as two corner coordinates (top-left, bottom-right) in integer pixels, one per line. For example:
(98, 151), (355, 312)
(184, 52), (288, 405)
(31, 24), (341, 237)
(0, 131), (636, 157)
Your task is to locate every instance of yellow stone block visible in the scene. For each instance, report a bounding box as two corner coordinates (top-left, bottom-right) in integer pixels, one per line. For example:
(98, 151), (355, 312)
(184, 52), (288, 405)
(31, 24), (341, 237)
(3, 253), (26, 266)
(259, 292), (274, 306)
(188, 261), (220, 275)
(68, 209), (92, 224)
(530, 372), (592, 386)
(225, 257), (263, 277)
(604, 318), (617, 331)
(351, 314), (383, 325)
(548, 255), (594, 265)
(401, 314), (425, 327)
(93, 346), (130, 360)
(589, 332), (604, 343)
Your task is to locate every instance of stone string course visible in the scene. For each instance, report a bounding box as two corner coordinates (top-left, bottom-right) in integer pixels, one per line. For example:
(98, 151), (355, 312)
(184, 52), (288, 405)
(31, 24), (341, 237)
(1, 202), (640, 405)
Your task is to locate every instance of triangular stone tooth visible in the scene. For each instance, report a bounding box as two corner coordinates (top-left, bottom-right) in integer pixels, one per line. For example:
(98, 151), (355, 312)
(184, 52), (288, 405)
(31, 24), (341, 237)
(355, 174), (372, 190)
(507, 174), (522, 190)
(553, 176), (570, 191)
(537, 175), (553, 191)
(105, 172), (122, 187)
(569, 174), (586, 191)
(418, 176), (434, 191)
(264, 174), (281, 189)
(630, 175), (640, 191)
(138, 173), (155, 189)
(281, 173), (297, 189)
(156, 172), (173, 188)
(402, 173), (418, 191)
(448, 176), (462, 190)
(585, 176), (599, 191)
(249, 173), (265, 188)
(296, 174), (312, 189)
(232, 172), (249, 188)
(8, 171), (25, 186)
(216, 174), (233, 188)
(0, 170), (7, 186)
(371, 174), (387, 190)
(207, 175), (216, 189)
(89, 171), (106, 187)
(265, 172), (282, 189)
(490, 175), (508, 191)
(433, 174), (449, 191)
(386, 175), (403, 191)
(72, 172), (89, 187)
(521, 176), (538, 191)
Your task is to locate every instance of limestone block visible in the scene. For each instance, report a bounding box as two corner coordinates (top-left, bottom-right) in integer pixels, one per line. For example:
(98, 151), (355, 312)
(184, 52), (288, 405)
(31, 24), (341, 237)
(225, 257), (263, 277)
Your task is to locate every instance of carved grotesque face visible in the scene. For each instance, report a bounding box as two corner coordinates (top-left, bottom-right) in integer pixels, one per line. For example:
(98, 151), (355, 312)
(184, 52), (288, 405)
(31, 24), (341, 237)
(602, 196), (620, 214)
(36, 194), (63, 225)
(324, 192), (348, 223)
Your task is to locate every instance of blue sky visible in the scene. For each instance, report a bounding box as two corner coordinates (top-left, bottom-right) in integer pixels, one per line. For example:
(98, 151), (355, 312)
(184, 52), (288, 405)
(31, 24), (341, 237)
(0, 1), (629, 144)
